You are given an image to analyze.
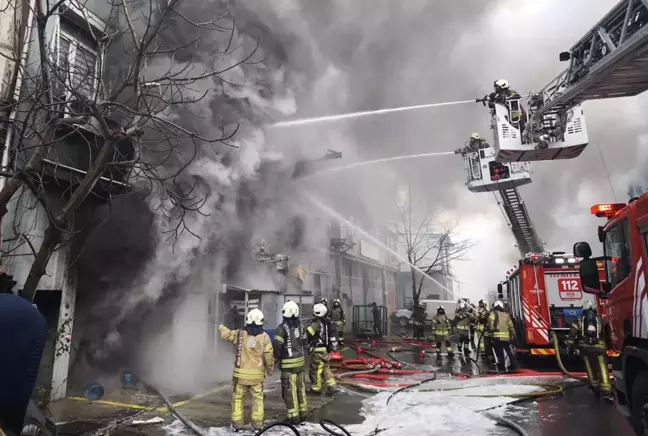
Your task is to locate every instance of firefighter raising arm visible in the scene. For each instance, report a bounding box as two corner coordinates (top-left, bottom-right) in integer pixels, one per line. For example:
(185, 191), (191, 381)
(218, 309), (274, 431)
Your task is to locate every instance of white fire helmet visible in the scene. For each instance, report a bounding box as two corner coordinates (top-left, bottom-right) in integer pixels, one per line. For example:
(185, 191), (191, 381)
(313, 303), (328, 318)
(583, 300), (595, 311)
(471, 133), (481, 140)
(493, 300), (504, 309)
(333, 298), (341, 306)
(282, 300), (300, 318)
(495, 79), (509, 90)
(246, 308), (265, 326)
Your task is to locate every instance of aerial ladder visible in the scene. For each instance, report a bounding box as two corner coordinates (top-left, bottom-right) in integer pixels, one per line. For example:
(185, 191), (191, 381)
(479, 0), (648, 162)
(455, 139), (544, 256)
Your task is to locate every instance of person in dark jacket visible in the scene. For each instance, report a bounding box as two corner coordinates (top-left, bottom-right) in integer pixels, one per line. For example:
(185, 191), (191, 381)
(274, 301), (308, 424)
(0, 294), (48, 436)
(371, 302), (382, 338)
(410, 304), (426, 339)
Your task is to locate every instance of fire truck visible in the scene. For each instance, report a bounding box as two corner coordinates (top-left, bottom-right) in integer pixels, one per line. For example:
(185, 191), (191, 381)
(499, 251), (596, 358)
(575, 197), (648, 432)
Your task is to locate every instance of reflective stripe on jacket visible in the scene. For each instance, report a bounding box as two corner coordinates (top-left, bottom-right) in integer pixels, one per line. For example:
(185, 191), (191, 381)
(220, 326), (274, 384)
(274, 321), (306, 371)
(487, 309), (515, 342)
(453, 310), (474, 331)
(433, 314), (451, 336)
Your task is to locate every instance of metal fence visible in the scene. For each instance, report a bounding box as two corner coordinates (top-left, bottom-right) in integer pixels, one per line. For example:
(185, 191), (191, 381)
(352, 305), (387, 338)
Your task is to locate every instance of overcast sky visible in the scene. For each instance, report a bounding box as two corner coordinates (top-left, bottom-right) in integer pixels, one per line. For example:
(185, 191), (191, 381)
(252, 0), (648, 303)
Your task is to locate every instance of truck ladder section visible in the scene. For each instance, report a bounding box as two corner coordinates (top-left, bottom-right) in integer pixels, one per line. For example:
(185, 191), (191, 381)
(535, 0), (648, 118)
(497, 187), (544, 256)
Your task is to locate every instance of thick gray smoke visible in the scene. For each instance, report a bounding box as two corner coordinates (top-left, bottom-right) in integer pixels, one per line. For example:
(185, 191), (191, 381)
(72, 0), (648, 392)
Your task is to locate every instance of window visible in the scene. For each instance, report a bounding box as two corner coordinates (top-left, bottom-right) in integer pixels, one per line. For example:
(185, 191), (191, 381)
(55, 19), (99, 114)
(603, 220), (631, 288)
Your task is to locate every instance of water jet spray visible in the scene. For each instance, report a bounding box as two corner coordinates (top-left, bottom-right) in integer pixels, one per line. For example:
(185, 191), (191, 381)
(271, 99), (475, 127)
(300, 152), (455, 180)
(305, 194), (455, 299)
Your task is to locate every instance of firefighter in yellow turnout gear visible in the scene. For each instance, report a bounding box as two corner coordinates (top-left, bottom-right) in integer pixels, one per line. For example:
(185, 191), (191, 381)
(476, 300), (492, 362)
(306, 303), (341, 395)
(219, 309), (274, 431)
(274, 301), (308, 425)
(330, 299), (346, 347)
(567, 300), (613, 402)
(487, 301), (518, 373)
(453, 301), (476, 356)
(433, 305), (454, 359)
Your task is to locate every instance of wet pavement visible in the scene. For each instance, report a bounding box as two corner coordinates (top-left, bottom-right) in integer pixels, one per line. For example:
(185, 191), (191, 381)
(49, 338), (637, 436)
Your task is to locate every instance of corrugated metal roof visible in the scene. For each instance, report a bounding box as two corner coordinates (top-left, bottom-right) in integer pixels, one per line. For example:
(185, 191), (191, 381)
(224, 284), (280, 294)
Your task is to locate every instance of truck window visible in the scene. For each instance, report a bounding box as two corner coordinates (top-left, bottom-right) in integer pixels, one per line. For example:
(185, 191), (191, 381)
(604, 220), (631, 288)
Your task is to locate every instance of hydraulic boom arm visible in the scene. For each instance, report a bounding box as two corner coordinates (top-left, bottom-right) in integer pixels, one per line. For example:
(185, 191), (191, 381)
(532, 0), (648, 118)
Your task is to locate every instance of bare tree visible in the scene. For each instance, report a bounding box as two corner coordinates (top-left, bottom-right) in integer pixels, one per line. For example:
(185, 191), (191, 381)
(395, 186), (473, 305)
(0, 0), (254, 301)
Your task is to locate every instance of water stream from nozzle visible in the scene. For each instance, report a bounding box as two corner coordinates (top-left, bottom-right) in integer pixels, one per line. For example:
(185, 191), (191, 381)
(271, 99), (474, 128)
(306, 195), (455, 300)
(301, 151), (455, 180)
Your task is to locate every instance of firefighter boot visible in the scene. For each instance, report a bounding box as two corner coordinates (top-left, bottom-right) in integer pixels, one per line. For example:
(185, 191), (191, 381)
(463, 344), (470, 357)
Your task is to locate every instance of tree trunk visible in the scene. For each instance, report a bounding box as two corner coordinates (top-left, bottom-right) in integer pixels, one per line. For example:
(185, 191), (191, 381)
(21, 225), (62, 302)
(410, 265), (418, 306)
(19, 136), (116, 301)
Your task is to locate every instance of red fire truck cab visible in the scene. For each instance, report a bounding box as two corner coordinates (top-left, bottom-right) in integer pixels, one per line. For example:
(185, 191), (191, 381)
(575, 198), (648, 432)
(500, 251), (597, 358)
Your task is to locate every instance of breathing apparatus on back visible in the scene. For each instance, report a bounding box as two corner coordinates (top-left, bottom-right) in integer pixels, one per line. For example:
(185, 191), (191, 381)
(581, 300), (600, 346)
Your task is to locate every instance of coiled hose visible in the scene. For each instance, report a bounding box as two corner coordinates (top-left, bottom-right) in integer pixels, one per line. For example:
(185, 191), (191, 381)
(551, 332), (589, 382)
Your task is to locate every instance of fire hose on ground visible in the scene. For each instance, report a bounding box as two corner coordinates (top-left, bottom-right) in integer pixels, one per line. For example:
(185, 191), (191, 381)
(551, 332), (589, 382)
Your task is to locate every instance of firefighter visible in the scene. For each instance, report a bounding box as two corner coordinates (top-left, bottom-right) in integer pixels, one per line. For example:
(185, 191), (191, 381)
(306, 303), (340, 396)
(487, 300), (518, 373)
(567, 300), (613, 402)
(274, 301), (308, 425)
(371, 302), (383, 338)
(218, 308), (274, 431)
(488, 79), (527, 133)
(454, 133), (490, 155)
(453, 302), (475, 356)
(476, 300), (492, 361)
(433, 305), (454, 359)
(330, 298), (346, 347)
(410, 303), (426, 340)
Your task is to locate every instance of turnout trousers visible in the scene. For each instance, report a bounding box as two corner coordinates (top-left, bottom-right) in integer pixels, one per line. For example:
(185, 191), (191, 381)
(309, 350), (336, 393)
(335, 321), (345, 346)
(231, 380), (264, 429)
(413, 322), (424, 339)
(281, 369), (308, 420)
(457, 327), (471, 355)
(434, 335), (454, 356)
(580, 346), (612, 396)
(492, 339), (518, 372)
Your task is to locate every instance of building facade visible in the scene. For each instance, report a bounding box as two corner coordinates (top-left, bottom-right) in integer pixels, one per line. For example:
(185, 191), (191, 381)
(0, 0), (125, 400)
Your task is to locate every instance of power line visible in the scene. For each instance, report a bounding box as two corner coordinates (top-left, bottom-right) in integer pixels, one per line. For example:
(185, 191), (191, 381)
(596, 141), (618, 202)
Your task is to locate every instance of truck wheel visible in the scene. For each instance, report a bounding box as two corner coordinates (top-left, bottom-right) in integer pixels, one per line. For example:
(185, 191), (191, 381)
(631, 371), (648, 435)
